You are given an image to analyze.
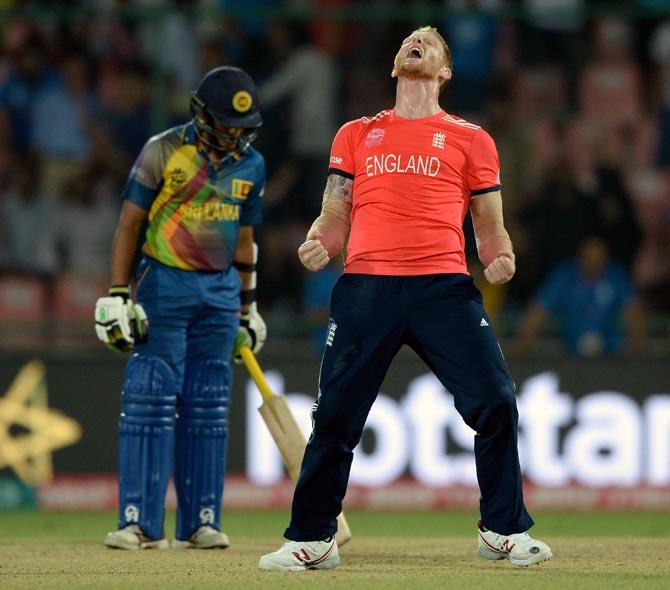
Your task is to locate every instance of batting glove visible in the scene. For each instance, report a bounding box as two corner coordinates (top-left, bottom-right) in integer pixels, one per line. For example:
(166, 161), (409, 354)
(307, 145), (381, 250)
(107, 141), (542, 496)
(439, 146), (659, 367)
(233, 302), (267, 364)
(95, 286), (149, 353)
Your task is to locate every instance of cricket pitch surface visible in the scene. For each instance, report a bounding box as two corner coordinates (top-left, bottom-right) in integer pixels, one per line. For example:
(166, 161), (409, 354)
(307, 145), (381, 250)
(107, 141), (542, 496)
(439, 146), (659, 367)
(0, 510), (667, 590)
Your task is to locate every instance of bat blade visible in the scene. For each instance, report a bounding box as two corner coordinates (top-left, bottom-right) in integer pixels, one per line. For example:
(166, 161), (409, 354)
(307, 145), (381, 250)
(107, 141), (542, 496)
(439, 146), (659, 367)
(258, 395), (306, 480)
(257, 390), (352, 546)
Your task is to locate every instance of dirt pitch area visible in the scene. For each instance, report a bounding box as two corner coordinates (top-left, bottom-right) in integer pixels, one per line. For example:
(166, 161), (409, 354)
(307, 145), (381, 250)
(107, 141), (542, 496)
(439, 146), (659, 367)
(1, 536), (667, 590)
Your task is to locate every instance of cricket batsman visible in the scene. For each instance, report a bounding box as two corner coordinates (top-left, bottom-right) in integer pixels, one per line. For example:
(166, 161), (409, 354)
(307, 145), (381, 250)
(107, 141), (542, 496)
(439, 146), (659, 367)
(259, 27), (553, 570)
(95, 66), (266, 550)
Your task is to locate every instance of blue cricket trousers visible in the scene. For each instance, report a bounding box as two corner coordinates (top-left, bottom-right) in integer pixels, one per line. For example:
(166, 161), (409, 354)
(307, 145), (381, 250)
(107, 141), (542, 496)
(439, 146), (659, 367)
(134, 256), (241, 385)
(285, 273), (533, 540)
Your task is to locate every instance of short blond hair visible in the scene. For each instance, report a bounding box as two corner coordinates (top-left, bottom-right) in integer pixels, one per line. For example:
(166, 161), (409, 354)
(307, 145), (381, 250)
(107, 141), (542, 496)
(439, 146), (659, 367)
(410, 26), (452, 89)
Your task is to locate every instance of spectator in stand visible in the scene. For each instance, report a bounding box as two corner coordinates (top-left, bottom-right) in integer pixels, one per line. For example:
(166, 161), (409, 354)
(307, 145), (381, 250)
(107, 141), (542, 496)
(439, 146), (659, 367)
(517, 160), (594, 290)
(442, 0), (501, 115)
(95, 61), (152, 177)
(57, 168), (117, 279)
(0, 33), (57, 154)
(137, 0), (200, 94)
(513, 235), (645, 357)
(649, 21), (670, 168)
(579, 19), (642, 127)
(258, 21), (340, 310)
(31, 52), (98, 201)
(518, 0), (585, 75)
(0, 158), (60, 278)
(261, 21), (339, 221)
(591, 166), (643, 271)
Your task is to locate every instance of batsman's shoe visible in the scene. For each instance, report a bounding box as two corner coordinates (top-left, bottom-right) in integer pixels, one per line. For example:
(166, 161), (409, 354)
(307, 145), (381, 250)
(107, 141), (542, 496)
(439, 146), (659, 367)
(104, 525), (168, 550)
(259, 538), (339, 571)
(172, 526), (230, 549)
(477, 521), (552, 566)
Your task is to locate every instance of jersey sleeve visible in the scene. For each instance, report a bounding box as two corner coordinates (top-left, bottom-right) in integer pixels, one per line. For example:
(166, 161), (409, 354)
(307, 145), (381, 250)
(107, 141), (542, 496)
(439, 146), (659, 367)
(327, 120), (359, 179)
(240, 153), (265, 227)
(467, 128), (501, 196)
(121, 137), (166, 210)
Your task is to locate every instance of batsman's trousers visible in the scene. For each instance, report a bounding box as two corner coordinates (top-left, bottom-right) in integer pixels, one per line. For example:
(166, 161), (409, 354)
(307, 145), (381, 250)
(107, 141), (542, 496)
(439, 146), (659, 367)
(285, 273), (533, 540)
(134, 256), (241, 385)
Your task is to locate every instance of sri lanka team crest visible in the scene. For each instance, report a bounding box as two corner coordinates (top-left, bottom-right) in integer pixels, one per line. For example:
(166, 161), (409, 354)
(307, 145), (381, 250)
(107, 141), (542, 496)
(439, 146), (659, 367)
(232, 91), (252, 113)
(232, 178), (254, 200)
(168, 168), (188, 191)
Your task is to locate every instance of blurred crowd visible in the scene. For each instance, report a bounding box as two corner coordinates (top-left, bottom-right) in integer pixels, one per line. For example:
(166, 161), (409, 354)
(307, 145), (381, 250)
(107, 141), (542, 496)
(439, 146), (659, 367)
(0, 0), (669, 354)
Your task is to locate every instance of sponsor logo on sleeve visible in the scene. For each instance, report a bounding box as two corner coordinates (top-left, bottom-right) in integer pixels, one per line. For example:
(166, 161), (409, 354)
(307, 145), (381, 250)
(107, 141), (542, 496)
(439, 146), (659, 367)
(330, 156), (343, 165)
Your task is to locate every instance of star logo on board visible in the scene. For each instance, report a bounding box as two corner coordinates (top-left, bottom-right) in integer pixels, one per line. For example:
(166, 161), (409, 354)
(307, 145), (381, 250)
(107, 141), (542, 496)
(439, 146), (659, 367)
(0, 361), (81, 485)
(432, 132), (446, 149)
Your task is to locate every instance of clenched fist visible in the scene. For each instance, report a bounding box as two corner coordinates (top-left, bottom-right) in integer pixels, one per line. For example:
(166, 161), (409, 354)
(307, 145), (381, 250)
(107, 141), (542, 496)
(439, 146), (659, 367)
(484, 253), (515, 285)
(298, 230), (330, 272)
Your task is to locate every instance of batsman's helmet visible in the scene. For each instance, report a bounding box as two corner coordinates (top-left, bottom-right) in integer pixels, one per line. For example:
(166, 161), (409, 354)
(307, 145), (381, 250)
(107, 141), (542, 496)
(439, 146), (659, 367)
(190, 66), (262, 153)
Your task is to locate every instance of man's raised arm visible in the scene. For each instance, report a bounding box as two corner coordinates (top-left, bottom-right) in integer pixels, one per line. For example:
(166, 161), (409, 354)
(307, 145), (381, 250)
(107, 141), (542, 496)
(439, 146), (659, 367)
(298, 174), (353, 272)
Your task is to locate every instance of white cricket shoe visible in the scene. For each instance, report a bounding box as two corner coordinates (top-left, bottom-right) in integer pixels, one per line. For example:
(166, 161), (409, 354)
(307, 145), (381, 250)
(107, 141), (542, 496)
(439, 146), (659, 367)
(477, 521), (552, 566)
(172, 525), (230, 549)
(259, 538), (340, 571)
(104, 525), (169, 550)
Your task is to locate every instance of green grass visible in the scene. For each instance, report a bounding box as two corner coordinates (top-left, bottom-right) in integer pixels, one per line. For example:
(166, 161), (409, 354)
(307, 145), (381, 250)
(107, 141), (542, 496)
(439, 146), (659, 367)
(0, 510), (668, 590)
(0, 509), (667, 539)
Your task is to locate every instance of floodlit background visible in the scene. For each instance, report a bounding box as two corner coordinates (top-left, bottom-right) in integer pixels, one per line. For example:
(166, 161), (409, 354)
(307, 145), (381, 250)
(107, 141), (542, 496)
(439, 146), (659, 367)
(0, 1), (668, 512)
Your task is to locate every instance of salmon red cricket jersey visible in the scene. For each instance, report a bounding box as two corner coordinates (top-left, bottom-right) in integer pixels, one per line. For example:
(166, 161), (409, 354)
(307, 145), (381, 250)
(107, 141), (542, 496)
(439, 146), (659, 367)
(328, 109), (501, 275)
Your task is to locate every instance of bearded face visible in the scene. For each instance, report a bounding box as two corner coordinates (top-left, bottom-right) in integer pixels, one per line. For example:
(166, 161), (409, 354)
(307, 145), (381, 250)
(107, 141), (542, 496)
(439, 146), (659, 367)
(392, 30), (450, 83)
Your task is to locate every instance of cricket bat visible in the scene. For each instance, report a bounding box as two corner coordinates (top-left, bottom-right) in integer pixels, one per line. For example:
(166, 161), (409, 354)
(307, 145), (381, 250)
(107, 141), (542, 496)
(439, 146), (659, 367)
(240, 346), (352, 546)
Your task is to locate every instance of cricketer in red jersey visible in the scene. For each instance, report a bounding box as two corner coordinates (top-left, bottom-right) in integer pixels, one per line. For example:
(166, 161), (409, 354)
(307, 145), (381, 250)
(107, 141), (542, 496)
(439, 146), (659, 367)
(328, 109), (501, 275)
(259, 27), (552, 572)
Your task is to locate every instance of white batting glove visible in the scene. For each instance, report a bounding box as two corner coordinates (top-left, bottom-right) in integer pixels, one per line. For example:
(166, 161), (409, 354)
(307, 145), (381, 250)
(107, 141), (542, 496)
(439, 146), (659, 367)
(298, 230), (330, 272)
(233, 303), (267, 363)
(95, 287), (149, 353)
(484, 254), (516, 285)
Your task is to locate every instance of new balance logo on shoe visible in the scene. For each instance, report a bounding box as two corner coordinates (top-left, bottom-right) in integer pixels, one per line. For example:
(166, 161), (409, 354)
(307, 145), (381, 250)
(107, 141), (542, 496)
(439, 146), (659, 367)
(292, 549), (312, 563)
(480, 318), (489, 327)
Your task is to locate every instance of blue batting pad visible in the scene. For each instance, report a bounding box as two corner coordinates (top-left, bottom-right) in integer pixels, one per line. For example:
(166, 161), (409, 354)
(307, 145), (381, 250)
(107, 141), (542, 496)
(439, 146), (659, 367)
(174, 358), (231, 540)
(118, 353), (177, 541)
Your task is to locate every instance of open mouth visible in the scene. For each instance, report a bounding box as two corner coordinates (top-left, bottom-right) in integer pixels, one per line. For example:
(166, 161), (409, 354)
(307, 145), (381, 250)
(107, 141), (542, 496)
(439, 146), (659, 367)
(409, 47), (422, 59)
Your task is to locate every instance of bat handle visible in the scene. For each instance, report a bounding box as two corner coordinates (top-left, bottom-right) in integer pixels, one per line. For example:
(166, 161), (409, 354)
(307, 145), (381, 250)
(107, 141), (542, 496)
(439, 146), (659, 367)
(240, 346), (275, 401)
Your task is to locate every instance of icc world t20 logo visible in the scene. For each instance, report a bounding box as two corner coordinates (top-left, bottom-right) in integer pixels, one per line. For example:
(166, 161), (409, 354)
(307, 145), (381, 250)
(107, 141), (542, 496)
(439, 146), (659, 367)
(168, 168), (187, 192)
